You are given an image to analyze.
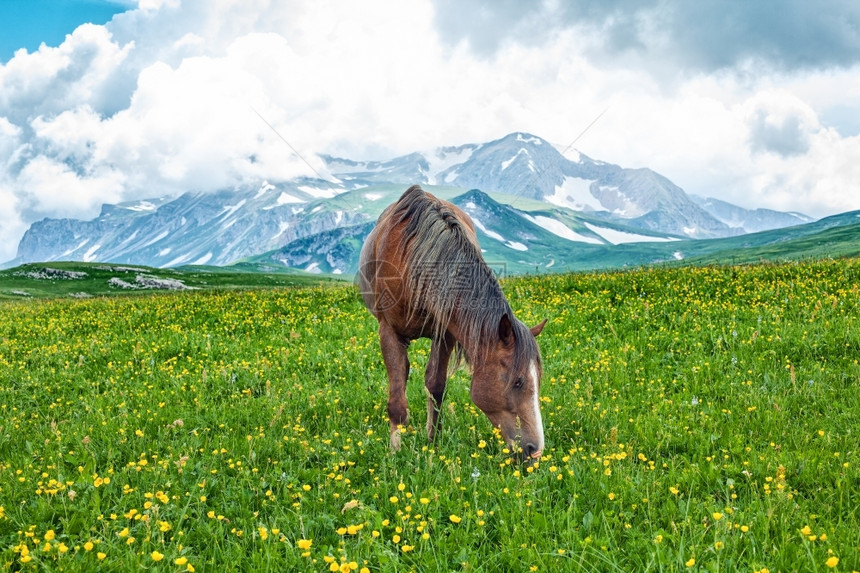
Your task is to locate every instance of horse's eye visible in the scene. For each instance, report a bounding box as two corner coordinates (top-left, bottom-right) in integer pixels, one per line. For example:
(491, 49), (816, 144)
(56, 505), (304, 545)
(513, 377), (524, 390)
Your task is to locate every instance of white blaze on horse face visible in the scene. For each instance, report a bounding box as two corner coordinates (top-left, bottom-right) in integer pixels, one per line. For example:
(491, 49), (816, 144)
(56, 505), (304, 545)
(529, 360), (545, 453)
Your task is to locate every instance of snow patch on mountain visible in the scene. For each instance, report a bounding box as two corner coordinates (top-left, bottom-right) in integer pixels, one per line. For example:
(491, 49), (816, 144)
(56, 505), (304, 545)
(502, 149), (528, 170)
(83, 244), (100, 262)
(424, 147), (475, 184)
(126, 201), (159, 212)
(255, 181), (276, 199)
(220, 200), (247, 222)
(596, 185), (645, 218)
(193, 252), (213, 265)
(522, 214), (603, 244)
(272, 221), (290, 240)
(144, 230), (169, 247)
(166, 253), (192, 267)
(298, 185), (339, 199)
(275, 191), (303, 205)
(516, 133), (542, 146)
(505, 240), (528, 251)
(471, 217), (505, 242)
(546, 177), (601, 212)
(118, 230), (138, 247)
(584, 223), (677, 245)
(62, 239), (89, 257)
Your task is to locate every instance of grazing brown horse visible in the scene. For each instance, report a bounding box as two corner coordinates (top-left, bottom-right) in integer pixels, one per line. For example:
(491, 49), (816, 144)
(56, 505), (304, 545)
(358, 185), (547, 459)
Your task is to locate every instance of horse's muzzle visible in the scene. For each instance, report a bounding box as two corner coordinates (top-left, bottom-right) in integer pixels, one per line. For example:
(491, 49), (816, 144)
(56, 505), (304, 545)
(523, 442), (542, 460)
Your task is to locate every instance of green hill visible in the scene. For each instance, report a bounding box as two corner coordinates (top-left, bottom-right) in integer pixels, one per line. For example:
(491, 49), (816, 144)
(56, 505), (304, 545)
(0, 261), (344, 300)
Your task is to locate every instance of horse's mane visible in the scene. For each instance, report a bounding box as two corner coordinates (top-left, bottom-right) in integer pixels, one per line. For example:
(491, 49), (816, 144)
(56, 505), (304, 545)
(391, 185), (539, 371)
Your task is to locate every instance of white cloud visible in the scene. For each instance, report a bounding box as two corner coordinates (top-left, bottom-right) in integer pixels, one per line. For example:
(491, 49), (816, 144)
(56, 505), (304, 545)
(138, 0), (180, 11)
(17, 155), (125, 217)
(0, 24), (134, 124)
(1, 0), (859, 263)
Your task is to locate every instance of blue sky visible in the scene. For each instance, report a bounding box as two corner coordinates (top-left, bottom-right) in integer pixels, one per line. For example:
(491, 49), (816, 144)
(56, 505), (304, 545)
(1, 0), (859, 263)
(0, 0), (130, 62)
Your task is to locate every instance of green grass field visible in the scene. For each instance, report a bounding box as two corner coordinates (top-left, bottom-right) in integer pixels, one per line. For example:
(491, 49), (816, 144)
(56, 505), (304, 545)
(1, 259), (858, 571)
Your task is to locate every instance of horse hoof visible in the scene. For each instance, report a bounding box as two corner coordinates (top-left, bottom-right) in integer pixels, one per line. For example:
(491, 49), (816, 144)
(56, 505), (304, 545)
(390, 429), (402, 451)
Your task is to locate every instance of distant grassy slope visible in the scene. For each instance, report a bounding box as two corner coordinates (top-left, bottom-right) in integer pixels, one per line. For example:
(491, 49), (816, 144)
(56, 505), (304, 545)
(680, 217), (860, 265)
(540, 211), (860, 273)
(0, 261), (345, 300)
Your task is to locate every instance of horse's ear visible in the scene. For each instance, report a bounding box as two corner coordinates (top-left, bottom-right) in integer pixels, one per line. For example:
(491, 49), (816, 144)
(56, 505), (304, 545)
(530, 319), (547, 337)
(498, 313), (515, 347)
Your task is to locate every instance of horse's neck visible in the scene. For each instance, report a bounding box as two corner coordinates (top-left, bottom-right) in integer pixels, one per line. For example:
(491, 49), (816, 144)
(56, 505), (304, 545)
(444, 305), (496, 364)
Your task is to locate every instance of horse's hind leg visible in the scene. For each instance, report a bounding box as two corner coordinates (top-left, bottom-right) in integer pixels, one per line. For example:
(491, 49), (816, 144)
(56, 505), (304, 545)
(379, 320), (409, 450)
(425, 332), (454, 443)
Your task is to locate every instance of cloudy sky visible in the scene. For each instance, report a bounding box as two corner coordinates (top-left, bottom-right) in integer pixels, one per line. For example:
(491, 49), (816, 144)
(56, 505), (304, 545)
(1, 0), (859, 262)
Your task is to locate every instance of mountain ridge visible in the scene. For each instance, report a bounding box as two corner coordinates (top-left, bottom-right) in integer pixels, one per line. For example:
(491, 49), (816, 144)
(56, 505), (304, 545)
(7, 131), (819, 272)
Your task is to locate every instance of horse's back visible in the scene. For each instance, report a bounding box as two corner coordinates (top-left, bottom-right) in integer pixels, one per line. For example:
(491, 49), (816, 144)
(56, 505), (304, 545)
(358, 185), (478, 322)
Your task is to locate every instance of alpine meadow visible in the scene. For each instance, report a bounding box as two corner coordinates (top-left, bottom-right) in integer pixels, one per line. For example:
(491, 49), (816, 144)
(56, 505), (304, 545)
(1, 259), (859, 572)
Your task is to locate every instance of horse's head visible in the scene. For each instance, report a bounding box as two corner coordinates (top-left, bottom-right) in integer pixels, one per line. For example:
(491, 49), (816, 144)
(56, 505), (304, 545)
(470, 314), (547, 461)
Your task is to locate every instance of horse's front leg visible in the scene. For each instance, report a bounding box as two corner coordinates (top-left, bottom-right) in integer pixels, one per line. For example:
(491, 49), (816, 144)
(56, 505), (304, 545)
(425, 332), (454, 443)
(379, 320), (409, 450)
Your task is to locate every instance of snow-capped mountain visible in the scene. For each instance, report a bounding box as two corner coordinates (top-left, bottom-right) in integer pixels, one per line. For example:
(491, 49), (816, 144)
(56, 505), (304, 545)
(690, 195), (814, 233)
(14, 179), (363, 269)
(325, 132), (738, 239)
(10, 132), (814, 272)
